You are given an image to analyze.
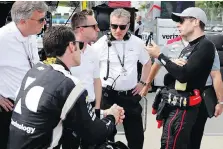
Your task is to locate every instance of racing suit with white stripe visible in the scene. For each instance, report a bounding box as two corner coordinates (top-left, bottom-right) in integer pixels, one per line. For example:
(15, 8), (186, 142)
(7, 60), (116, 149)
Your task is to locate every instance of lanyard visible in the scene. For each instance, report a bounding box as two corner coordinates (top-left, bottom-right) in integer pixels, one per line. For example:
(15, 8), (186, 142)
(22, 40), (34, 68)
(113, 43), (126, 68)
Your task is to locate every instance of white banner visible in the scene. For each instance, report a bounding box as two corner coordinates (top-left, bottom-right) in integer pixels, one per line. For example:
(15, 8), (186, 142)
(156, 18), (180, 46)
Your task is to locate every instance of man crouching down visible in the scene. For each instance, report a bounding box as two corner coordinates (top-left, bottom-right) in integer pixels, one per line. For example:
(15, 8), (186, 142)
(7, 25), (125, 149)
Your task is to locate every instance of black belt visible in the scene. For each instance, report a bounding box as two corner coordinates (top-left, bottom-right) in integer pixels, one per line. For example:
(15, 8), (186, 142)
(163, 92), (189, 108)
(204, 85), (212, 90)
(102, 86), (134, 96)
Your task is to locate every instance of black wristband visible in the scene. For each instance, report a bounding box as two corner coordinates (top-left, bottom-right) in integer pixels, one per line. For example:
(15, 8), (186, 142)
(95, 109), (100, 118)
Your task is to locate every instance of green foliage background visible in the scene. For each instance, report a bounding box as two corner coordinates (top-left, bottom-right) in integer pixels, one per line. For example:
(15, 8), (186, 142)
(195, 1), (223, 23)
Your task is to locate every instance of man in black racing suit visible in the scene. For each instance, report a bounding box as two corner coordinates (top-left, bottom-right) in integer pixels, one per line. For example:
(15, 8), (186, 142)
(7, 25), (125, 149)
(146, 7), (215, 149)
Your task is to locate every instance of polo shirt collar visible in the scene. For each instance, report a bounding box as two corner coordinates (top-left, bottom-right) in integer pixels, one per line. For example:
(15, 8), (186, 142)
(9, 22), (29, 42)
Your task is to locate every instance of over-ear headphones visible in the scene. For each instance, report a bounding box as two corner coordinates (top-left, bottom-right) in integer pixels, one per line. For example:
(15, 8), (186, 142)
(106, 32), (131, 42)
(103, 32), (131, 81)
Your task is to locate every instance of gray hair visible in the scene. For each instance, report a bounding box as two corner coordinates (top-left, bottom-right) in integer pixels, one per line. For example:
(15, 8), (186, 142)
(11, 1), (48, 24)
(110, 8), (130, 22)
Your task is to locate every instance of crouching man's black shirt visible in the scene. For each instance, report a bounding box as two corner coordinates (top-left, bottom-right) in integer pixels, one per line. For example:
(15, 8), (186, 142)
(7, 62), (116, 149)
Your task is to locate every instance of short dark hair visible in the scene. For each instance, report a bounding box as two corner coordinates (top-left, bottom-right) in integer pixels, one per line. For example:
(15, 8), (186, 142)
(43, 25), (75, 57)
(71, 9), (93, 30)
(199, 21), (205, 31)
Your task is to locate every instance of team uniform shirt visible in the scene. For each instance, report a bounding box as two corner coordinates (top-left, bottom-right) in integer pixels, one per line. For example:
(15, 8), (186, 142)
(0, 22), (39, 100)
(93, 34), (150, 91)
(155, 37), (220, 86)
(8, 61), (116, 149)
(159, 35), (215, 91)
(70, 45), (100, 102)
(206, 50), (220, 85)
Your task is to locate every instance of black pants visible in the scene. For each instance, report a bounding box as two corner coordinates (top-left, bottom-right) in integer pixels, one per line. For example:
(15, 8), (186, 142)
(189, 101), (208, 149)
(0, 100), (14, 149)
(58, 128), (80, 149)
(161, 106), (199, 149)
(80, 101), (97, 149)
(101, 88), (144, 149)
(60, 101), (97, 149)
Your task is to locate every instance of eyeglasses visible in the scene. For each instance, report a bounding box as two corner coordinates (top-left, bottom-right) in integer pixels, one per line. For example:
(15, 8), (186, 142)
(76, 24), (98, 30)
(29, 17), (46, 24)
(179, 17), (196, 24)
(76, 41), (85, 50)
(110, 23), (129, 30)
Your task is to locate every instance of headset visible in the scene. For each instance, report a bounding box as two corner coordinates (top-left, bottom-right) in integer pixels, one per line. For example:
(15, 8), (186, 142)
(103, 32), (131, 81)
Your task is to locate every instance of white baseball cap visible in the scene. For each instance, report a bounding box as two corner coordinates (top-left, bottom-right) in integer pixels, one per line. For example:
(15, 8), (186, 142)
(171, 7), (207, 25)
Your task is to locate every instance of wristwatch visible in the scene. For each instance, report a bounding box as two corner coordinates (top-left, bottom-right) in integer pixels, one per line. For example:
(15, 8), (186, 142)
(139, 80), (150, 86)
(139, 80), (146, 86)
(218, 101), (223, 105)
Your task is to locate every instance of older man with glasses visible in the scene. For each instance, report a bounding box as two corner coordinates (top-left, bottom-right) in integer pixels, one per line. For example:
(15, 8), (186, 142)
(92, 8), (152, 149)
(0, 2), (48, 148)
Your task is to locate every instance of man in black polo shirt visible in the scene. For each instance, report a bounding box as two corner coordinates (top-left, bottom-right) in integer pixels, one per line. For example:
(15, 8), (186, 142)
(147, 7), (218, 149)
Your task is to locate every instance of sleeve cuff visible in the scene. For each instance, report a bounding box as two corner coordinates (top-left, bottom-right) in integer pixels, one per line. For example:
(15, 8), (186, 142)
(105, 115), (116, 125)
(158, 53), (170, 66)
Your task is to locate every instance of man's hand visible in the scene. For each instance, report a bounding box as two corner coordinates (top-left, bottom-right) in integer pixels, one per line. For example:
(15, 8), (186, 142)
(214, 103), (223, 117)
(139, 84), (152, 97)
(171, 58), (187, 66)
(132, 83), (144, 96)
(105, 104), (125, 124)
(145, 41), (161, 58)
(116, 106), (125, 124)
(0, 96), (14, 112)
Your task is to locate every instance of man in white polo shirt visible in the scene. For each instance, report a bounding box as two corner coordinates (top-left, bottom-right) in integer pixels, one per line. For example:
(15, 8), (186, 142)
(93, 8), (152, 149)
(68, 9), (102, 149)
(70, 9), (101, 112)
(134, 15), (144, 39)
(0, 1), (47, 148)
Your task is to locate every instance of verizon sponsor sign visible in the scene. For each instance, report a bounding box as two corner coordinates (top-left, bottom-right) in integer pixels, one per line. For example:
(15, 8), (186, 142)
(153, 19), (180, 87)
(156, 18), (180, 46)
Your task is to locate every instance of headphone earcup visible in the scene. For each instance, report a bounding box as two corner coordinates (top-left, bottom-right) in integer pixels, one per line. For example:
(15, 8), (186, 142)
(107, 32), (131, 41)
(123, 32), (131, 41)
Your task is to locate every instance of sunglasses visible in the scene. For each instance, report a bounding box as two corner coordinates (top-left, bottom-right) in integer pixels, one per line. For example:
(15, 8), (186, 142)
(76, 24), (98, 30)
(72, 41), (85, 50)
(179, 17), (196, 24)
(29, 17), (46, 24)
(110, 23), (129, 30)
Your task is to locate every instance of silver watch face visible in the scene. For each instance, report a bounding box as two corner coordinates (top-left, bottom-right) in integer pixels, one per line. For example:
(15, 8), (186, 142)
(218, 101), (223, 105)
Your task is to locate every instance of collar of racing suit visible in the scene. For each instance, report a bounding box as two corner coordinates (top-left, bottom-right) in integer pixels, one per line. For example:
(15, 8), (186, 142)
(189, 35), (205, 46)
(55, 58), (70, 73)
